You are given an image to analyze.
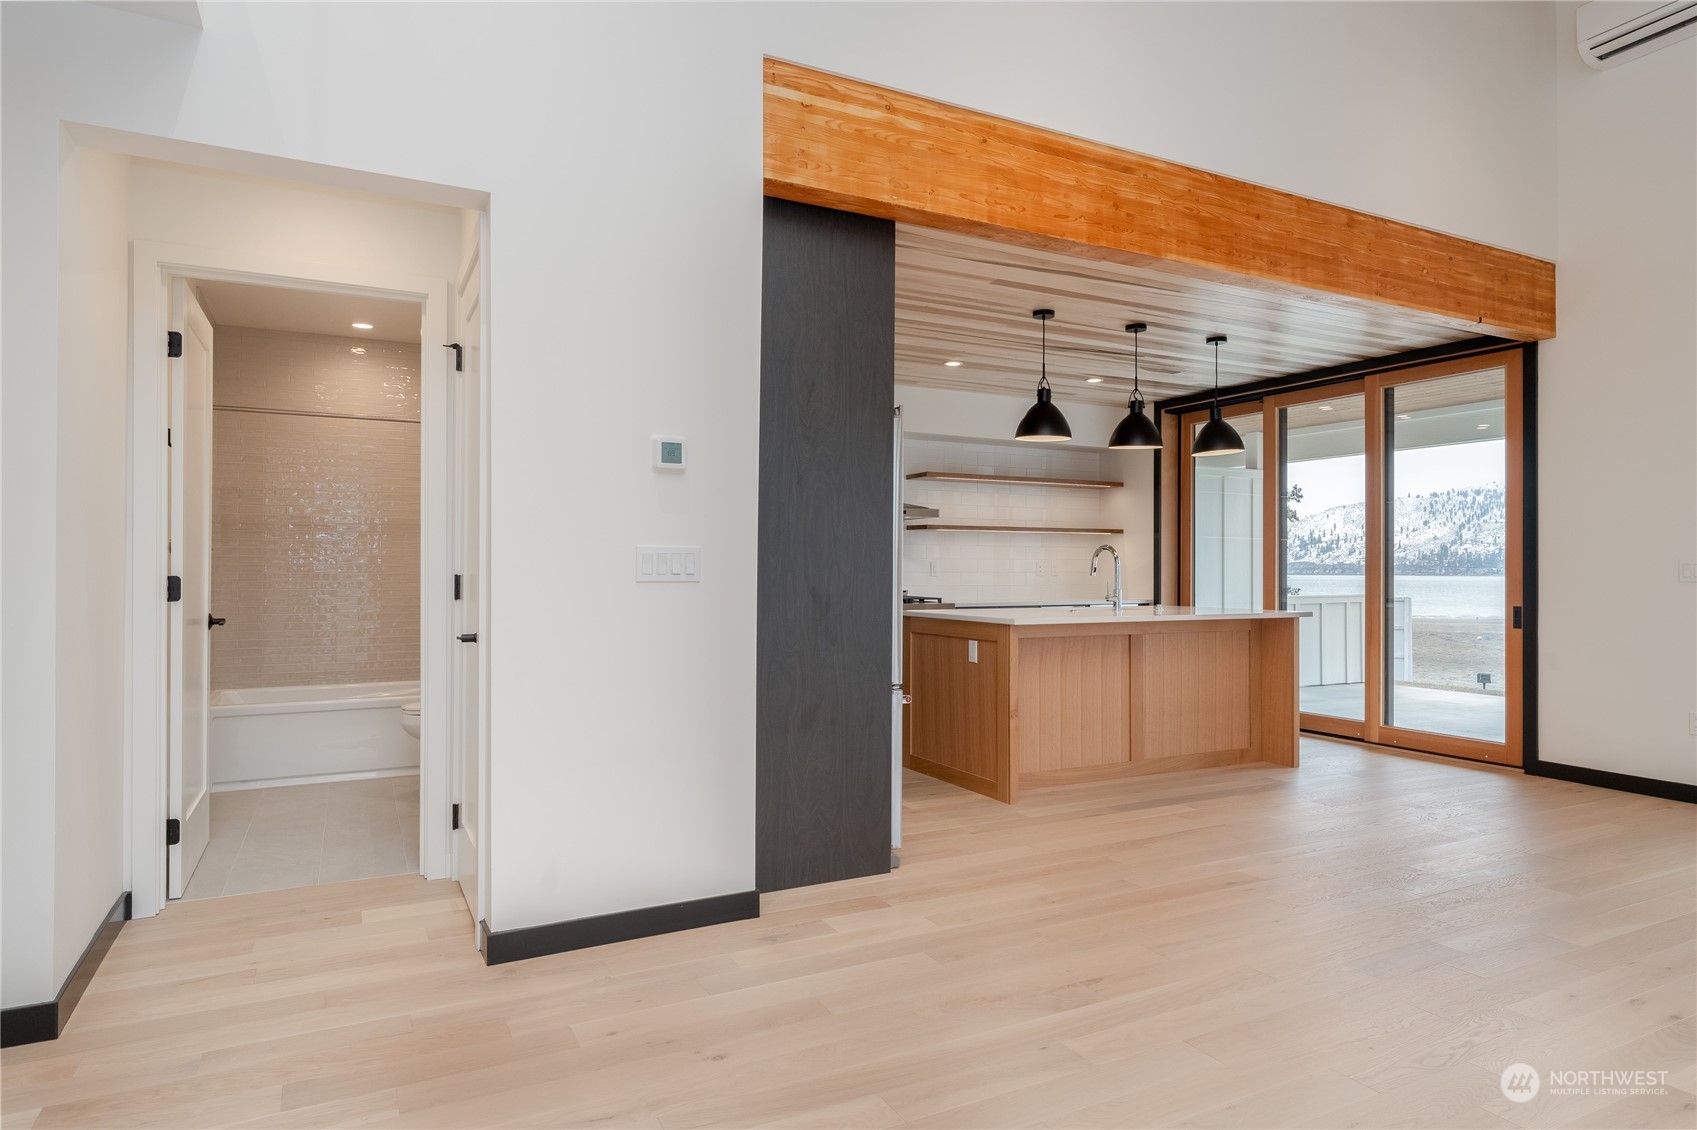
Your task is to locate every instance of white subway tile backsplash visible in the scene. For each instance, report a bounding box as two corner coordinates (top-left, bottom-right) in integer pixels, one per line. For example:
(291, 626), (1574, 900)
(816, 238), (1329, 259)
(903, 438), (1122, 605)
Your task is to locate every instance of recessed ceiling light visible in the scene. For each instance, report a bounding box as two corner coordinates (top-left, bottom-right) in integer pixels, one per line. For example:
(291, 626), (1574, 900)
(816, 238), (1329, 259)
(350, 347), (366, 355)
(352, 322), (373, 330)
(1476, 423), (1491, 430)
(1085, 377), (1105, 384)
(943, 360), (962, 367)
(1317, 405), (1333, 412)
(1396, 413), (1411, 420)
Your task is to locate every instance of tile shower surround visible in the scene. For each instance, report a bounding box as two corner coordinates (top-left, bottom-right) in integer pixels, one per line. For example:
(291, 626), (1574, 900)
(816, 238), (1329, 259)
(211, 327), (421, 690)
(903, 438), (1118, 606)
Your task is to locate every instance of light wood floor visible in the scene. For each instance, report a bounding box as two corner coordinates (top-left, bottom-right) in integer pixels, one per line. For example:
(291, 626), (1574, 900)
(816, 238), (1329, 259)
(4, 739), (1693, 1129)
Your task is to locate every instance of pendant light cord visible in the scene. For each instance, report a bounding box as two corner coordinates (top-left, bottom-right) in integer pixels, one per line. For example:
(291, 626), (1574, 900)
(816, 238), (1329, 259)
(1212, 337), (1221, 409)
(1131, 330), (1142, 407)
(1039, 314), (1050, 390)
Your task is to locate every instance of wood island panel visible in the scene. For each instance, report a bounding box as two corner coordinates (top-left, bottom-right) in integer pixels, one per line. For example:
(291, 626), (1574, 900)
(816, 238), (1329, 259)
(905, 612), (1300, 803)
(1253, 616), (1300, 768)
(1015, 635), (1130, 775)
(1138, 626), (1252, 759)
(903, 621), (1012, 803)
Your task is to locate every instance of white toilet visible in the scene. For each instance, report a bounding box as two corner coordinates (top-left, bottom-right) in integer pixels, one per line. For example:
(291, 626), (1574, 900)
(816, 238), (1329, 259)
(400, 700), (421, 740)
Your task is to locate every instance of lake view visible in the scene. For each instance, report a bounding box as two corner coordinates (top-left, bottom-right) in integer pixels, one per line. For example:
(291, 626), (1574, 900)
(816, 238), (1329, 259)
(1286, 573), (1504, 619)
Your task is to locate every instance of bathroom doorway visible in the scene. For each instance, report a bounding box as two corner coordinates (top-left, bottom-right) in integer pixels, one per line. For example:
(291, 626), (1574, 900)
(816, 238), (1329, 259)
(169, 278), (429, 900)
(135, 247), (484, 927)
(99, 150), (492, 934)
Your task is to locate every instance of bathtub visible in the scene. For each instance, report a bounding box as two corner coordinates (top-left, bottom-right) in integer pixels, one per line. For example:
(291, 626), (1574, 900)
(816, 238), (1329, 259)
(209, 680), (420, 790)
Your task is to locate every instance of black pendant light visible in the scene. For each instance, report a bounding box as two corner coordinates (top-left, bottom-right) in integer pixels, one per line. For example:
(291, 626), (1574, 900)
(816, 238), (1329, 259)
(1108, 322), (1163, 450)
(1014, 308), (1071, 442)
(1192, 333), (1245, 458)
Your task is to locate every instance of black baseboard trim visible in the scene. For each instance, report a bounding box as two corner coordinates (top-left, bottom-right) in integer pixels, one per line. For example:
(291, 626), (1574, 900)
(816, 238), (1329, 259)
(1, 891), (130, 1048)
(0, 1000), (57, 1048)
(481, 890), (760, 967)
(1527, 760), (1696, 804)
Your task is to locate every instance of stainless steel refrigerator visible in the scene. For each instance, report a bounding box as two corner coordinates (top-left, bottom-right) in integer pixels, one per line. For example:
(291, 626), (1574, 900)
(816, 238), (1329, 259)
(891, 406), (940, 861)
(891, 407), (906, 857)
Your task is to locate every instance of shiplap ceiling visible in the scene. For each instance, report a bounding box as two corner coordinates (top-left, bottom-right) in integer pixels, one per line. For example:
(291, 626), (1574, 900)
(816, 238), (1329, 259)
(192, 279), (422, 343)
(894, 225), (1482, 407)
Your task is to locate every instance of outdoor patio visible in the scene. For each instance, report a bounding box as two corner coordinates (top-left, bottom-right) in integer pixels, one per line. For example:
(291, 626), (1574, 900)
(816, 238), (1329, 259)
(1301, 682), (1506, 743)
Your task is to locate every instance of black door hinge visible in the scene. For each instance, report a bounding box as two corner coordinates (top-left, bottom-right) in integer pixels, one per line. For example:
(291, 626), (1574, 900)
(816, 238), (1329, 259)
(1512, 605), (1523, 630)
(167, 331), (182, 358)
(165, 818), (181, 846)
(167, 575), (182, 603)
(443, 342), (463, 372)
(451, 803), (460, 831)
(454, 574), (462, 601)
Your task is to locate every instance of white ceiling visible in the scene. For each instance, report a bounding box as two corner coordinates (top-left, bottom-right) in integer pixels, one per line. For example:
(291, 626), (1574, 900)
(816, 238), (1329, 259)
(894, 225), (1480, 407)
(191, 279), (421, 343)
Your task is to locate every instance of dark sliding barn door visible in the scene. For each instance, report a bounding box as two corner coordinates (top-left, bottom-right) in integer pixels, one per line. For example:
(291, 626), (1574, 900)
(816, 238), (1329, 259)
(756, 198), (894, 892)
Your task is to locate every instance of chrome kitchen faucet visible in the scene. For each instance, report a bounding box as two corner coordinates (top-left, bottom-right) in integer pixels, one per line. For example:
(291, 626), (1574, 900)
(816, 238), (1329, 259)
(1090, 544), (1123, 615)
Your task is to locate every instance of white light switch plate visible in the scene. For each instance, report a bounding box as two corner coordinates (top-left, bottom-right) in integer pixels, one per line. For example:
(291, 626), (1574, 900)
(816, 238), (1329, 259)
(636, 545), (702, 583)
(1680, 561), (1697, 583)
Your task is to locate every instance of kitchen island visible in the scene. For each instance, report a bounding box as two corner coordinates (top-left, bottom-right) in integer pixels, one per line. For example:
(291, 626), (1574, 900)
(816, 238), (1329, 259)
(902, 606), (1306, 803)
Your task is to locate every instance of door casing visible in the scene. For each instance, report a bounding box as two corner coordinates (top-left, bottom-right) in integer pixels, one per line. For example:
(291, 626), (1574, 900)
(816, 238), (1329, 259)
(125, 240), (480, 918)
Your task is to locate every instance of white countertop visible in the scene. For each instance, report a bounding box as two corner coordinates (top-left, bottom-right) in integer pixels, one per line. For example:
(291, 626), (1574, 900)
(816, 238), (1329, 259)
(903, 605), (1309, 627)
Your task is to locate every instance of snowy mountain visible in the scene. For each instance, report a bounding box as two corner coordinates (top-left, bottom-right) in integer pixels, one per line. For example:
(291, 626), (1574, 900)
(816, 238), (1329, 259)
(1285, 486), (1505, 575)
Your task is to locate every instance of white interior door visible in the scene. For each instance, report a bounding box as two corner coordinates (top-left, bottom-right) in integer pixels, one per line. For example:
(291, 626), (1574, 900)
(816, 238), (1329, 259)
(450, 222), (488, 933)
(168, 279), (214, 898)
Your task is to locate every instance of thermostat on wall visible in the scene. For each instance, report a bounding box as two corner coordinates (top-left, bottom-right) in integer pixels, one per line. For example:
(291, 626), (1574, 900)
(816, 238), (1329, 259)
(653, 435), (686, 470)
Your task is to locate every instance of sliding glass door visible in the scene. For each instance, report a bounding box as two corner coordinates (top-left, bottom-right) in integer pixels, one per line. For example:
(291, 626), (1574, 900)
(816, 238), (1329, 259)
(1376, 359), (1522, 763)
(1270, 387), (1369, 738)
(1183, 350), (1524, 765)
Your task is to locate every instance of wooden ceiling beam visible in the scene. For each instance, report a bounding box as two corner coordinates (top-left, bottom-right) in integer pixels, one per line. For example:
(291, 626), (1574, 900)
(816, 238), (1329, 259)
(764, 58), (1556, 342)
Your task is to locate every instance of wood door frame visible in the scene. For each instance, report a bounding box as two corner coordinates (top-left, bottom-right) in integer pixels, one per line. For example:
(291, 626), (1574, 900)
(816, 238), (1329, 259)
(1368, 351), (1525, 767)
(763, 58), (1555, 341)
(1156, 411), (1181, 605)
(1263, 380), (1371, 741)
(127, 242), (462, 918)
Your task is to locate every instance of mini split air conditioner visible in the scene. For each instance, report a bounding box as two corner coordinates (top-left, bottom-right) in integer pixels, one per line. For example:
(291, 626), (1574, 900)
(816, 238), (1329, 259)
(1578, 0), (1697, 68)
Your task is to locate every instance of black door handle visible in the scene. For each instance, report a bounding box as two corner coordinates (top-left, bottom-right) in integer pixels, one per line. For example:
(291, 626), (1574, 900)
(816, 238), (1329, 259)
(457, 633), (478, 643)
(208, 615), (227, 629)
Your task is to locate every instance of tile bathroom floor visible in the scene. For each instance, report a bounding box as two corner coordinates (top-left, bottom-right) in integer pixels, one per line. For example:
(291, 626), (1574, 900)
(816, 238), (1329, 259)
(182, 774), (420, 901)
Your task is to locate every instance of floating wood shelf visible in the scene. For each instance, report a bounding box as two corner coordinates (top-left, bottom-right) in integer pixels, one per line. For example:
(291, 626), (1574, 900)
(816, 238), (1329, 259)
(905, 472), (1123, 489)
(905, 523), (1125, 535)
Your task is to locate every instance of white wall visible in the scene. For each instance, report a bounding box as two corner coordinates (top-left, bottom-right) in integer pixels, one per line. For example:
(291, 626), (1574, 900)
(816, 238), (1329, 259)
(0, 144), (134, 1009)
(1539, 8), (1697, 785)
(2, 0), (1567, 1002)
(51, 145), (133, 995)
(127, 160), (464, 282)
